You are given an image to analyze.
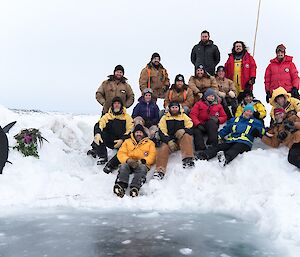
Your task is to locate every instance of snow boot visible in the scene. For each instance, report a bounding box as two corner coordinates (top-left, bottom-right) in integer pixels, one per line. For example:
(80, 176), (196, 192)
(195, 151), (208, 161)
(182, 157), (195, 169)
(129, 187), (139, 197)
(87, 149), (97, 158)
(113, 183), (126, 198)
(217, 151), (227, 167)
(153, 170), (165, 180)
(97, 157), (108, 165)
(103, 162), (115, 174)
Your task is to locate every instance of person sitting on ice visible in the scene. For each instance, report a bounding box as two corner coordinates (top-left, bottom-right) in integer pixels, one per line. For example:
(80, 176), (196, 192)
(196, 104), (265, 166)
(269, 87), (300, 125)
(262, 108), (300, 169)
(215, 65), (238, 119)
(190, 88), (227, 152)
(113, 124), (156, 198)
(235, 89), (266, 122)
(153, 101), (195, 180)
(164, 74), (194, 115)
(87, 97), (133, 171)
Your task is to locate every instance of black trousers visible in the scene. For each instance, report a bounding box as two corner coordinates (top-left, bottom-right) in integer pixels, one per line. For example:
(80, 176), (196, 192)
(204, 142), (251, 164)
(288, 143), (300, 169)
(194, 119), (219, 151)
(221, 97), (238, 119)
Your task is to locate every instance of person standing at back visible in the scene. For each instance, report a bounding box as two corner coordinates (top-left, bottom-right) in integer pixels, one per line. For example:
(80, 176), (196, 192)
(190, 30), (220, 76)
(224, 41), (257, 102)
(139, 53), (170, 101)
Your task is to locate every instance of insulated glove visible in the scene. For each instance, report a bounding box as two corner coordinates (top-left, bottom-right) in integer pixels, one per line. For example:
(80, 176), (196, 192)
(113, 139), (123, 149)
(251, 128), (261, 138)
(127, 158), (139, 169)
(168, 140), (179, 152)
(266, 91), (271, 103)
(210, 116), (219, 124)
(218, 91), (226, 98)
(228, 90), (236, 98)
(175, 129), (185, 140)
(291, 87), (300, 99)
(277, 131), (288, 141)
(253, 111), (260, 119)
(94, 133), (103, 145)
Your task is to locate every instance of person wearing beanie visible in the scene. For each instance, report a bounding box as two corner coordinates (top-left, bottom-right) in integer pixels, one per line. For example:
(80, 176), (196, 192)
(264, 44), (300, 102)
(96, 65), (134, 114)
(215, 65), (238, 119)
(87, 96), (133, 173)
(196, 102), (265, 167)
(190, 30), (220, 76)
(224, 41), (257, 101)
(188, 64), (218, 103)
(190, 88), (227, 151)
(139, 52), (170, 100)
(164, 74), (194, 114)
(268, 87), (300, 126)
(153, 101), (195, 180)
(262, 107), (300, 169)
(113, 124), (156, 198)
(235, 89), (266, 121)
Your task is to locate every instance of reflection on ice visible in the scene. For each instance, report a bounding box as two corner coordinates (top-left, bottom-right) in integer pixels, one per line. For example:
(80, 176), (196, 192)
(0, 210), (284, 257)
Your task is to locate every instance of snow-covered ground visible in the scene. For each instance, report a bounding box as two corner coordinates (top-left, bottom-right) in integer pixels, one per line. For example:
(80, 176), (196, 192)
(1, 104), (300, 256)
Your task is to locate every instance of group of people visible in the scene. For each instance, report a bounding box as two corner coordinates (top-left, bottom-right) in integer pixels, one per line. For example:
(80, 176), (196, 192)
(87, 30), (300, 198)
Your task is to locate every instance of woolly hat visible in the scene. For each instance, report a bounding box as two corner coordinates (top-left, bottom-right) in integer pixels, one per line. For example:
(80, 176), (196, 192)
(174, 74), (185, 84)
(151, 52), (161, 61)
(133, 124), (146, 136)
(114, 65), (124, 74)
(276, 44), (286, 53)
(274, 107), (285, 115)
(216, 65), (225, 73)
(195, 64), (205, 71)
(204, 88), (217, 99)
(168, 101), (180, 110)
(243, 104), (254, 113)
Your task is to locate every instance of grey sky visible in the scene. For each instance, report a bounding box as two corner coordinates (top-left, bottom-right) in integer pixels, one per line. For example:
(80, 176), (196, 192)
(1, 0), (299, 114)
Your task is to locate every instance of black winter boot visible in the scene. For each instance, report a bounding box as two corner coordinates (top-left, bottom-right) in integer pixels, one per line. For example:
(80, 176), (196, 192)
(182, 157), (195, 169)
(129, 187), (139, 197)
(113, 182), (127, 198)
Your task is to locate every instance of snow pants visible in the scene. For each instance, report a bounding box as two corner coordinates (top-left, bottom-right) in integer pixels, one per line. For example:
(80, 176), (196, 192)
(116, 163), (147, 189)
(194, 119), (219, 151)
(204, 142), (251, 164)
(156, 134), (194, 174)
(221, 97), (238, 119)
(288, 143), (300, 169)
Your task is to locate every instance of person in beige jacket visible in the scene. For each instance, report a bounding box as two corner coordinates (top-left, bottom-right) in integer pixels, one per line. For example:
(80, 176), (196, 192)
(139, 53), (170, 100)
(96, 65), (134, 114)
(188, 64), (218, 103)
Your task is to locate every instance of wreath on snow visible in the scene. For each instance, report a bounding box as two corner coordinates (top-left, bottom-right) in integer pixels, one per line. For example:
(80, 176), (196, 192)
(13, 128), (48, 158)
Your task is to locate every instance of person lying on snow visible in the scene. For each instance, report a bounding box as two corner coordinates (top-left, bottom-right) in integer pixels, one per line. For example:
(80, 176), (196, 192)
(196, 104), (265, 167)
(262, 108), (300, 169)
(153, 101), (195, 180)
(113, 124), (156, 198)
(87, 97), (133, 173)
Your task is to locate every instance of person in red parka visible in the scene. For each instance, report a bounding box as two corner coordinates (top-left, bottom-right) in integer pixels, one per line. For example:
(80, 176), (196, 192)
(264, 44), (300, 103)
(224, 41), (257, 102)
(190, 88), (227, 151)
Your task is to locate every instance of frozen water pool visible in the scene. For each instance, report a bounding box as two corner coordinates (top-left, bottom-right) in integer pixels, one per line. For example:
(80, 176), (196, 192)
(0, 209), (284, 257)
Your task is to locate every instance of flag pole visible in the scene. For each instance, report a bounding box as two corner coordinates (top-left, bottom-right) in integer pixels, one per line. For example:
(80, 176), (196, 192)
(253, 0), (262, 57)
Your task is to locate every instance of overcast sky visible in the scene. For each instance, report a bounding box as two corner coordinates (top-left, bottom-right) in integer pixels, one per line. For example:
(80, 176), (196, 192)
(1, 0), (300, 114)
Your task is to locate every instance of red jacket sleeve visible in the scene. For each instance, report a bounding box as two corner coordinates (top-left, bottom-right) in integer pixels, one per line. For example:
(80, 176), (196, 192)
(290, 62), (299, 89)
(190, 102), (201, 127)
(217, 105), (227, 124)
(249, 55), (257, 78)
(264, 64), (272, 92)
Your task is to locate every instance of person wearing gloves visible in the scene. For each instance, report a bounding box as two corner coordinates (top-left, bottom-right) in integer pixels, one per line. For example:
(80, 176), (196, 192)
(235, 89), (266, 122)
(215, 65), (238, 118)
(164, 74), (194, 114)
(113, 124), (156, 198)
(154, 101), (195, 180)
(87, 97), (133, 169)
(190, 88), (227, 151)
(188, 64), (219, 103)
(196, 104), (265, 167)
(262, 108), (300, 169)
(264, 44), (300, 103)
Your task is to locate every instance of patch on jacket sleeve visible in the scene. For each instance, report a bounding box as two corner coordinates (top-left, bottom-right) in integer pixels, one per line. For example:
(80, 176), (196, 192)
(285, 68), (290, 72)
(245, 64), (250, 68)
(121, 90), (126, 94)
(144, 151), (149, 157)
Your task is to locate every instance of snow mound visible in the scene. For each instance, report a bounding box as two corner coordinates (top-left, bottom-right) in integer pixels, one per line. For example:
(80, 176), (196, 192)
(1, 105), (300, 256)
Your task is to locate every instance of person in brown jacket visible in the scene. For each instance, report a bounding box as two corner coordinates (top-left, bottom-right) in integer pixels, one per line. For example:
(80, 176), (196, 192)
(139, 53), (170, 100)
(262, 108), (300, 169)
(96, 65), (135, 114)
(164, 74), (194, 114)
(188, 64), (218, 103)
(215, 65), (238, 119)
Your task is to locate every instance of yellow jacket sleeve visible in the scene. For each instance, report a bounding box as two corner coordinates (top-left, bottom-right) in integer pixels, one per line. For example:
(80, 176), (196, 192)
(235, 105), (243, 117)
(125, 114), (134, 134)
(99, 113), (110, 130)
(158, 115), (169, 136)
(255, 102), (267, 119)
(117, 139), (130, 164)
(144, 141), (156, 167)
(183, 113), (193, 128)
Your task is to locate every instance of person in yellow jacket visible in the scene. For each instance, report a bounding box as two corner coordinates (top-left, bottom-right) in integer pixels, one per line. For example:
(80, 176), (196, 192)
(87, 97), (133, 170)
(269, 87), (300, 123)
(153, 101), (195, 180)
(114, 124), (156, 198)
(235, 89), (266, 121)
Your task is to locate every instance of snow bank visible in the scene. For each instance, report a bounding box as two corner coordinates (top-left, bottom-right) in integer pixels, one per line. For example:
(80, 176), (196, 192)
(1, 105), (300, 256)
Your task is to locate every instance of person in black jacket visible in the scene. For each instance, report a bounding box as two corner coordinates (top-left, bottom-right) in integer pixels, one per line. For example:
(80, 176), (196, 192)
(190, 30), (220, 76)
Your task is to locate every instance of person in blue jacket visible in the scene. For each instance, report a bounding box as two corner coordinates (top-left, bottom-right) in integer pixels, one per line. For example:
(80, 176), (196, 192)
(132, 88), (160, 128)
(196, 104), (265, 166)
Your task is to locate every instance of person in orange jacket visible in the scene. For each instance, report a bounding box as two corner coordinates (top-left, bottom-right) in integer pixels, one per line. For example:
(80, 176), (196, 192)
(114, 124), (156, 198)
